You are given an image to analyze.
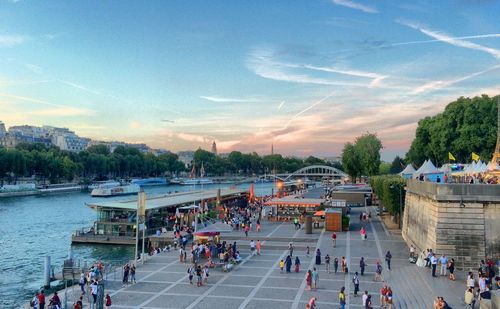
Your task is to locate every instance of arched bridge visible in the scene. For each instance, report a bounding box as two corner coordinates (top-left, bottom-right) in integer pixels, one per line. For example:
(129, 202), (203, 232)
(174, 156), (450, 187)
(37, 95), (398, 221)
(277, 165), (347, 181)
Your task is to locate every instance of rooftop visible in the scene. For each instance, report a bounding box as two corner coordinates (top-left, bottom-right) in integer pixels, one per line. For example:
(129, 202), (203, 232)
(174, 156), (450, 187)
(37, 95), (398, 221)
(86, 188), (248, 211)
(264, 196), (325, 207)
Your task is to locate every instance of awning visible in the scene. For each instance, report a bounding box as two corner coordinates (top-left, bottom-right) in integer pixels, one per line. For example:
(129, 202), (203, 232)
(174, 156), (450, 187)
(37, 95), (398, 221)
(313, 210), (325, 216)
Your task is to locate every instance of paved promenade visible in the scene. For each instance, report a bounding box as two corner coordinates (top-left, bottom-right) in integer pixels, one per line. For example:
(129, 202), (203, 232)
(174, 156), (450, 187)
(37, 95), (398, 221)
(65, 204), (467, 308)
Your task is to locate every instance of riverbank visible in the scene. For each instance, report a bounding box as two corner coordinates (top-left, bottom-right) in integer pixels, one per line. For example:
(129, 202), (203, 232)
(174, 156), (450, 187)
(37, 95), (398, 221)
(0, 182), (274, 308)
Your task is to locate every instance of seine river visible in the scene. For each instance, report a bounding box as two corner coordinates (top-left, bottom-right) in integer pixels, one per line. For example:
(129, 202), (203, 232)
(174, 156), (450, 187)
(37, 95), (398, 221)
(0, 182), (274, 308)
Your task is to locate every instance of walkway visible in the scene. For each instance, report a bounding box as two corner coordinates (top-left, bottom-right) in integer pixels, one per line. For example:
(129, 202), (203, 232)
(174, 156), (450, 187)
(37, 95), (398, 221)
(66, 205), (467, 308)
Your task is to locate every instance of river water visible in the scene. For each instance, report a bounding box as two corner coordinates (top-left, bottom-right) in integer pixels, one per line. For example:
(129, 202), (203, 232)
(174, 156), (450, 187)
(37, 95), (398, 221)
(0, 182), (274, 308)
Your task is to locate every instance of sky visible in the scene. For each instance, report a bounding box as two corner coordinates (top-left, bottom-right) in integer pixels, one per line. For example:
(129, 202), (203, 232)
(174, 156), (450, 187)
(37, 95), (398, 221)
(0, 0), (499, 161)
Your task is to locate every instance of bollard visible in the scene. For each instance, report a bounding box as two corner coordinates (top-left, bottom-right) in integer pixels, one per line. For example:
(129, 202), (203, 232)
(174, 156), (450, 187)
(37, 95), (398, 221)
(44, 256), (51, 288)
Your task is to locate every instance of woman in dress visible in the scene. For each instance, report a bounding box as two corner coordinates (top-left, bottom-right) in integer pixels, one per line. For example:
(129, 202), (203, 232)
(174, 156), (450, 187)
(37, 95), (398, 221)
(295, 256), (301, 273)
(306, 270), (312, 290)
(448, 258), (455, 281)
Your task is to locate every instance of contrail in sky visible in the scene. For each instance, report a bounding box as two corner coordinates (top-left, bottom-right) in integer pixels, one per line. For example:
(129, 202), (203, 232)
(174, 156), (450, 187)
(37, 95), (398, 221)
(283, 92), (335, 130)
(278, 100), (285, 110)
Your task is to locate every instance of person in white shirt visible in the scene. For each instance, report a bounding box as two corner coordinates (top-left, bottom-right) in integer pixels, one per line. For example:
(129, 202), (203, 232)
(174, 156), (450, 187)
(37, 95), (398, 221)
(430, 254), (438, 277)
(439, 254), (448, 276)
(362, 290), (369, 306)
(250, 240), (256, 255)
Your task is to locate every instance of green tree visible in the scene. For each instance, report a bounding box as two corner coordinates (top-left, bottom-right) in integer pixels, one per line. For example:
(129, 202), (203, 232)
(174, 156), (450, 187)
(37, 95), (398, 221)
(389, 156), (404, 174)
(355, 133), (382, 176)
(341, 142), (362, 182)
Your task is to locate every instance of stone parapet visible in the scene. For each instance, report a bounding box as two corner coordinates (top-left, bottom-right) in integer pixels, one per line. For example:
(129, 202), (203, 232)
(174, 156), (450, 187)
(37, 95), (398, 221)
(403, 180), (500, 270)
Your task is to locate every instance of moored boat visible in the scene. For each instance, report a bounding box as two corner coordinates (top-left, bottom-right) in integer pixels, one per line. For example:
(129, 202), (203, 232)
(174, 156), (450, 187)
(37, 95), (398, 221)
(131, 178), (169, 186)
(91, 184), (140, 197)
(179, 178), (214, 185)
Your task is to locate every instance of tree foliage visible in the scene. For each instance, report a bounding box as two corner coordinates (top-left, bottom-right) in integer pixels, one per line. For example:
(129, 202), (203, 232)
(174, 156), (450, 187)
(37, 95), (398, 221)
(389, 156), (404, 174)
(0, 144), (185, 183)
(370, 175), (405, 215)
(406, 95), (499, 166)
(341, 133), (383, 181)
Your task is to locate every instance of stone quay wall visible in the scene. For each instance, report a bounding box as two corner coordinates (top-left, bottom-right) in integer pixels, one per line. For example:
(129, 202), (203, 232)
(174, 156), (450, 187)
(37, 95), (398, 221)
(402, 180), (500, 270)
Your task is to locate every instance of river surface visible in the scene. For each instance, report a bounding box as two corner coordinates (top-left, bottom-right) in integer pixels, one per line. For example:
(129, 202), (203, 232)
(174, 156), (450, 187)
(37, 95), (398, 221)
(0, 182), (274, 308)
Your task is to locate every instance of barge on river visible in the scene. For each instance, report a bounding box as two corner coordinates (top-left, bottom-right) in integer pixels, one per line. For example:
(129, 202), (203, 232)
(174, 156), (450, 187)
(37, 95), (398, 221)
(72, 188), (248, 245)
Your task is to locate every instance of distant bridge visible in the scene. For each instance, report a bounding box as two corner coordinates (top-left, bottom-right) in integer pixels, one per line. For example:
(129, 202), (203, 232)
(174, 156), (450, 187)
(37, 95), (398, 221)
(255, 165), (346, 182)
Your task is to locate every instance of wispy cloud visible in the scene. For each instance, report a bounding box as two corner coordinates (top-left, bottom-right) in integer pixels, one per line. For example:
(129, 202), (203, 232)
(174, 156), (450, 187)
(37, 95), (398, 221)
(399, 20), (500, 59)
(0, 92), (95, 116)
(199, 95), (262, 103)
(391, 33), (500, 47)
(0, 34), (27, 47)
(283, 92), (336, 130)
(247, 48), (369, 87)
(24, 63), (43, 74)
(332, 0), (378, 14)
(27, 107), (94, 117)
(412, 64), (500, 94)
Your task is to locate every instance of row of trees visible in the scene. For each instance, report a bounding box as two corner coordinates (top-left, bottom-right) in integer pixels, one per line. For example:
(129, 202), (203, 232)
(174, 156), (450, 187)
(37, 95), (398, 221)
(341, 133), (383, 182)
(191, 149), (341, 176)
(370, 175), (406, 215)
(0, 143), (343, 183)
(406, 95), (499, 166)
(0, 143), (185, 183)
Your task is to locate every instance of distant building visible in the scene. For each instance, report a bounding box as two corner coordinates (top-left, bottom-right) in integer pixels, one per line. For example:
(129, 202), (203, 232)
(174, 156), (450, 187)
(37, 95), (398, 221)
(211, 141), (217, 155)
(178, 151), (194, 167)
(323, 156), (342, 163)
(0, 121), (6, 137)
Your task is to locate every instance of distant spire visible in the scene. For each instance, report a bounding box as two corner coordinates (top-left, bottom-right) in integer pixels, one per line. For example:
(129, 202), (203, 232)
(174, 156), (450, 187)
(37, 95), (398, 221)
(211, 141), (217, 155)
(271, 143), (274, 155)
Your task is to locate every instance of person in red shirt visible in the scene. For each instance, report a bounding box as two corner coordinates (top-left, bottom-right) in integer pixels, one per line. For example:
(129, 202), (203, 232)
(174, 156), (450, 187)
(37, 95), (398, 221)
(37, 291), (45, 309)
(332, 232), (337, 248)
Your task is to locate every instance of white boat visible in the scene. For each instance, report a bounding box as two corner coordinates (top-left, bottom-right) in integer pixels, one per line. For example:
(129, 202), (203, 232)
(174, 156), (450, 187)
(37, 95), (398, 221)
(88, 180), (121, 190)
(91, 184), (140, 197)
(180, 178), (214, 185)
(131, 178), (169, 186)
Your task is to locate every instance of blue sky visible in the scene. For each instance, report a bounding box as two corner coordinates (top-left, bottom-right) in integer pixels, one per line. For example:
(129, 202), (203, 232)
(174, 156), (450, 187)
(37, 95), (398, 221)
(1, 0), (499, 160)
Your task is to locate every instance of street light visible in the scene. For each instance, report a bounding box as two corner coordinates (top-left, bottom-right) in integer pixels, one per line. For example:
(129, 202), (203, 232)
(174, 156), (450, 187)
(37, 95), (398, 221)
(390, 184), (403, 229)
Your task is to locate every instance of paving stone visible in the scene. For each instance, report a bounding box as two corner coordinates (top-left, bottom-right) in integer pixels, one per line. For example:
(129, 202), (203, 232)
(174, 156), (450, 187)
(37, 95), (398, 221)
(111, 291), (153, 306)
(209, 285), (253, 297)
(193, 296), (244, 309)
(144, 294), (199, 308)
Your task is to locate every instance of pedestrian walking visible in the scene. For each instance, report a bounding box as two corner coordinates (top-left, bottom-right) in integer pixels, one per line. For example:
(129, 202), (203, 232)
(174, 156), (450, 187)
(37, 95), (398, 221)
(385, 286), (393, 309)
(79, 273), (86, 294)
(30, 293), (39, 309)
(464, 288), (475, 309)
(339, 286), (346, 309)
(439, 254), (448, 276)
(315, 249), (321, 265)
(295, 256), (301, 272)
(122, 264), (129, 286)
(244, 224), (249, 237)
(256, 240), (261, 255)
(250, 240), (256, 255)
(331, 232), (337, 247)
(289, 242), (294, 257)
(179, 248), (184, 262)
(385, 251), (392, 270)
(380, 285), (387, 308)
(341, 256), (346, 272)
(203, 265), (209, 284)
(374, 261), (383, 282)
(256, 219), (261, 232)
(130, 264), (136, 284)
(448, 258), (456, 281)
(37, 291), (45, 309)
(196, 265), (203, 287)
(105, 293), (112, 309)
(308, 297), (317, 309)
(362, 291), (368, 307)
(90, 279), (98, 305)
(306, 246), (310, 256)
(334, 257), (339, 273)
(286, 255), (292, 273)
(353, 271), (360, 296)
(312, 267), (319, 290)
(187, 265), (195, 284)
(365, 294), (373, 309)
(431, 253), (438, 277)
(325, 254), (331, 273)
(279, 259), (285, 273)
(360, 257), (366, 276)
(306, 270), (312, 290)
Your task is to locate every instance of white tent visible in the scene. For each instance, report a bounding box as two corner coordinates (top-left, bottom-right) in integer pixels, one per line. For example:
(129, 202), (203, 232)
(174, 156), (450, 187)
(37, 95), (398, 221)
(400, 164), (416, 175)
(415, 160), (438, 175)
